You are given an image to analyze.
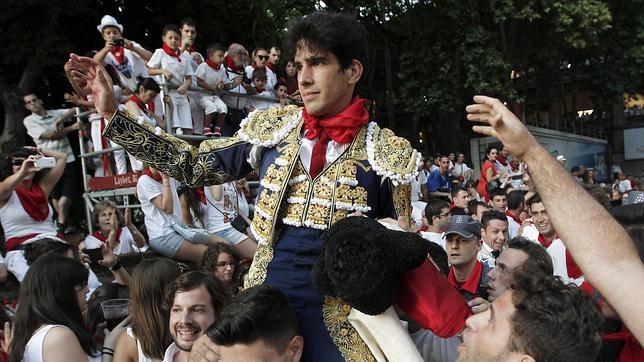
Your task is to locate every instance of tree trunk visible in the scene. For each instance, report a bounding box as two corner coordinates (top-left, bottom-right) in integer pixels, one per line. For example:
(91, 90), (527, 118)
(0, 90), (27, 152)
(384, 41), (396, 131)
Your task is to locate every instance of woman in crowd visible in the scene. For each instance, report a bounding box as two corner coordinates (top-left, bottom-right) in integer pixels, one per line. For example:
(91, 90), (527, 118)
(451, 153), (473, 184)
(177, 185), (207, 229)
(112, 258), (180, 362)
(8, 255), (98, 361)
(201, 243), (239, 295)
(204, 182), (257, 258)
(85, 283), (130, 338)
(476, 145), (501, 202)
(283, 59), (299, 97)
(0, 147), (68, 282)
(80, 201), (147, 255)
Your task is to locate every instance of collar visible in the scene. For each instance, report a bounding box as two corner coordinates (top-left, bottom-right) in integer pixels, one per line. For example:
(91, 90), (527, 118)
(537, 233), (558, 248)
(505, 210), (521, 224)
(448, 261), (484, 295)
(162, 43), (182, 61)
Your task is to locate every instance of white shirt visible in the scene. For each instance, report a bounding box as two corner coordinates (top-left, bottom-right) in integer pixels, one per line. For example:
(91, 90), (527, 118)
(420, 231), (445, 250)
(24, 325), (100, 362)
(181, 49), (203, 86)
(136, 175), (182, 240)
(23, 109), (75, 163)
(162, 342), (181, 362)
(477, 241), (496, 268)
(83, 227), (137, 255)
(521, 225), (583, 286)
(195, 62), (227, 88)
(245, 65), (277, 92)
(0, 191), (55, 240)
(204, 182), (240, 233)
(103, 42), (149, 92)
(619, 179), (632, 193)
(250, 89), (276, 110)
(222, 67), (248, 110)
(148, 49), (194, 88)
(507, 215), (520, 240)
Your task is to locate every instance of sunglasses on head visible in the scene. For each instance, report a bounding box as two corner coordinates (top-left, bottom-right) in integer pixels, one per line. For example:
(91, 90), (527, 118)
(257, 55), (269, 61)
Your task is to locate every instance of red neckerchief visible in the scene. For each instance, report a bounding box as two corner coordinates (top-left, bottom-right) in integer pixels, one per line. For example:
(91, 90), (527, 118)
(303, 97), (370, 178)
(447, 261), (483, 295)
(162, 43), (182, 62)
(224, 56), (243, 73)
(187, 45), (197, 53)
(251, 62), (263, 69)
(15, 184), (49, 222)
(92, 227), (122, 245)
(255, 86), (265, 93)
(505, 210), (521, 224)
(537, 233), (557, 248)
(206, 58), (221, 71)
(604, 326), (644, 362)
(496, 155), (508, 166)
(110, 46), (125, 64)
(128, 95), (147, 111)
(142, 169), (162, 183)
(195, 188), (207, 205)
(266, 62), (277, 73)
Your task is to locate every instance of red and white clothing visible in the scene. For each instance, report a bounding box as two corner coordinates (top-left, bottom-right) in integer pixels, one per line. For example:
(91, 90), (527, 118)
(245, 65), (277, 92)
(505, 211), (521, 240)
(102, 42), (149, 92)
(195, 62), (228, 115)
(203, 182), (240, 233)
(222, 66), (249, 111)
(420, 231), (445, 250)
(148, 48), (193, 129)
(83, 227), (138, 255)
(250, 88), (275, 110)
(182, 49), (205, 134)
(136, 174), (182, 240)
(521, 224), (585, 287)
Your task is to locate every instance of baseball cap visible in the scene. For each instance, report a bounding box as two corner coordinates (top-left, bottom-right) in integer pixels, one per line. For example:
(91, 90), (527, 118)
(445, 215), (482, 240)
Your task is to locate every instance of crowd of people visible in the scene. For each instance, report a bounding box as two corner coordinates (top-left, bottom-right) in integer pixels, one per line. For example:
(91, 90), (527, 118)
(0, 10), (641, 362)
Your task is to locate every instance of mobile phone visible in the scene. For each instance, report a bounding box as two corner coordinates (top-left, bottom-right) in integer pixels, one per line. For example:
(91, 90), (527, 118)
(83, 248), (103, 265)
(113, 38), (125, 47)
(35, 157), (55, 169)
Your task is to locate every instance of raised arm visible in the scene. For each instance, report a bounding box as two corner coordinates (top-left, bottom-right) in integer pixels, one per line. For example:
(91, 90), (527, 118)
(466, 95), (644, 343)
(67, 54), (254, 187)
(37, 148), (68, 196)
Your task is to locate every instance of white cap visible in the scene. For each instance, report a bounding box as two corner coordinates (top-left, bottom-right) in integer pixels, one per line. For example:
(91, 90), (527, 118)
(556, 155), (566, 161)
(97, 15), (123, 34)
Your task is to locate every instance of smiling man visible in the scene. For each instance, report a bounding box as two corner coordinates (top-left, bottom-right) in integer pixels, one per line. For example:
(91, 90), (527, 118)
(162, 271), (228, 362)
(75, 11), (420, 361)
(477, 210), (508, 267)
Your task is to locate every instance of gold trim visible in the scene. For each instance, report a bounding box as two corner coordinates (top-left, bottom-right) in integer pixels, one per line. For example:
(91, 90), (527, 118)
(392, 182), (413, 228)
(323, 297), (375, 362)
(245, 243), (275, 288)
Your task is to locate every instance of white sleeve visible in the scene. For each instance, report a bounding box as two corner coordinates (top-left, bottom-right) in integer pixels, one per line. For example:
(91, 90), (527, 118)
(195, 63), (207, 80)
(147, 49), (163, 68)
(137, 177), (162, 203)
(83, 236), (103, 249)
(181, 58), (194, 77)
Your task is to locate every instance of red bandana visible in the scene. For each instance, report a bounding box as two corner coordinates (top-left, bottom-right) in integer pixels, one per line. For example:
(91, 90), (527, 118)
(505, 210), (521, 224)
(92, 227), (122, 245)
(110, 47), (125, 64)
(266, 62), (277, 73)
(447, 261), (483, 295)
(162, 43), (182, 62)
(15, 184), (49, 222)
(187, 45), (197, 53)
(224, 56), (243, 73)
(195, 188), (207, 205)
(128, 95), (147, 111)
(143, 169), (162, 183)
(255, 86), (265, 93)
(206, 58), (221, 71)
(303, 97), (370, 178)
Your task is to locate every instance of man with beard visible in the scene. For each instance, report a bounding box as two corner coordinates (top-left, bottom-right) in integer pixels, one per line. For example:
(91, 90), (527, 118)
(162, 271), (228, 362)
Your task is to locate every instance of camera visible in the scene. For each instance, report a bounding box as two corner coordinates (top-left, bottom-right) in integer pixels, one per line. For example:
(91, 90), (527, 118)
(243, 74), (252, 85)
(113, 38), (125, 47)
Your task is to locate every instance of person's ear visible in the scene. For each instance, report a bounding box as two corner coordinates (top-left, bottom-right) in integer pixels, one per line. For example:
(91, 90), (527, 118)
(286, 335), (304, 362)
(345, 59), (363, 86)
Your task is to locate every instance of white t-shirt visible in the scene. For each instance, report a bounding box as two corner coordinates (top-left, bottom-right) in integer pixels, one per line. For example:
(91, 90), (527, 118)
(23, 109), (75, 163)
(103, 42), (149, 92)
(181, 49), (203, 86)
(250, 89), (275, 110)
(204, 182), (240, 233)
(148, 49), (194, 88)
(136, 175), (182, 240)
(507, 215), (520, 240)
(222, 67), (248, 110)
(195, 62), (227, 88)
(162, 342), (181, 362)
(245, 65), (277, 92)
(420, 231), (445, 250)
(83, 227), (137, 255)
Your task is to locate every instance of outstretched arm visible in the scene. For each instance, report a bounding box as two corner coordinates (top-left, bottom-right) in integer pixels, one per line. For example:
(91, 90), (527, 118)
(466, 95), (644, 343)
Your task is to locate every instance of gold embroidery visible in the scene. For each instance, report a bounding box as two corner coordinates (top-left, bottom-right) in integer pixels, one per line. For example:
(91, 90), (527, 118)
(338, 160), (357, 180)
(323, 297), (375, 362)
(199, 137), (244, 151)
(392, 183), (412, 228)
(239, 105), (301, 146)
(245, 243), (275, 287)
(331, 209), (348, 225)
(368, 124), (419, 185)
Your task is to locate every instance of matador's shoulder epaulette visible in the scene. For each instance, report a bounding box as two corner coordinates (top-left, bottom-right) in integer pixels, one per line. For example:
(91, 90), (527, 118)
(366, 122), (422, 186)
(237, 105), (302, 147)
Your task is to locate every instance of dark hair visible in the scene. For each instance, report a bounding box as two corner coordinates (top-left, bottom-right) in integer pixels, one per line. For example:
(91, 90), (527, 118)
(130, 258), (180, 360)
(9, 255), (95, 361)
(165, 271), (228, 313)
(86, 283), (130, 334)
(136, 77), (160, 94)
(571, 165), (581, 173)
(489, 188), (506, 200)
(1, 147), (41, 182)
(23, 239), (78, 265)
(450, 187), (468, 198)
(582, 184), (611, 210)
(507, 237), (553, 276)
(284, 12), (368, 93)
(180, 18), (197, 29)
(200, 243), (239, 289)
(527, 193), (542, 208)
(207, 285), (299, 352)
(508, 270), (603, 361)
(506, 190), (525, 211)
(206, 42), (226, 57)
(424, 199), (449, 225)
(270, 45), (281, 52)
(467, 200), (488, 217)
(162, 24), (181, 37)
(251, 67), (267, 80)
(176, 185), (205, 226)
(480, 210), (508, 228)
(274, 80), (287, 90)
(610, 203), (644, 227)
(485, 144), (498, 159)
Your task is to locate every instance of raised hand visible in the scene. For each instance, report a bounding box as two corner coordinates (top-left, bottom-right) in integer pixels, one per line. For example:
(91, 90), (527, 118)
(465, 95), (538, 160)
(67, 54), (118, 119)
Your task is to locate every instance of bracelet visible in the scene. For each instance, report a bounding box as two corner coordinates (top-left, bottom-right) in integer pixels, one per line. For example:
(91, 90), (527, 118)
(110, 260), (123, 271)
(102, 351), (113, 356)
(102, 347), (114, 352)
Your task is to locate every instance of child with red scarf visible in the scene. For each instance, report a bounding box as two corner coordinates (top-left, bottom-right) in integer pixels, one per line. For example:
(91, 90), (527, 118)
(147, 24), (193, 134)
(0, 147), (68, 282)
(195, 43), (228, 136)
(80, 200), (147, 255)
(249, 68), (275, 111)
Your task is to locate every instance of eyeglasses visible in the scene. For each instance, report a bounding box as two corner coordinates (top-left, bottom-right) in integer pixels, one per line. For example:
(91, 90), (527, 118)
(217, 261), (236, 269)
(11, 159), (25, 166)
(439, 212), (451, 218)
(257, 55), (269, 61)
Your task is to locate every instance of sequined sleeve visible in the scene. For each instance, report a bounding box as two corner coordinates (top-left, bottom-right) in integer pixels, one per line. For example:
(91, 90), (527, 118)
(103, 110), (254, 187)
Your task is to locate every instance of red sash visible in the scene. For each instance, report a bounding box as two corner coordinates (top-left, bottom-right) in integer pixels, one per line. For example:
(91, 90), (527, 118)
(15, 184), (49, 221)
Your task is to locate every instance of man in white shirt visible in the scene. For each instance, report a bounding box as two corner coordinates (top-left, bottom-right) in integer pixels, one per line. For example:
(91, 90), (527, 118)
(477, 210), (508, 267)
(179, 18), (206, 135)
(505, 190), (524, 239)
(420, 199), (450, 250)
(163, 271), (227, 362)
